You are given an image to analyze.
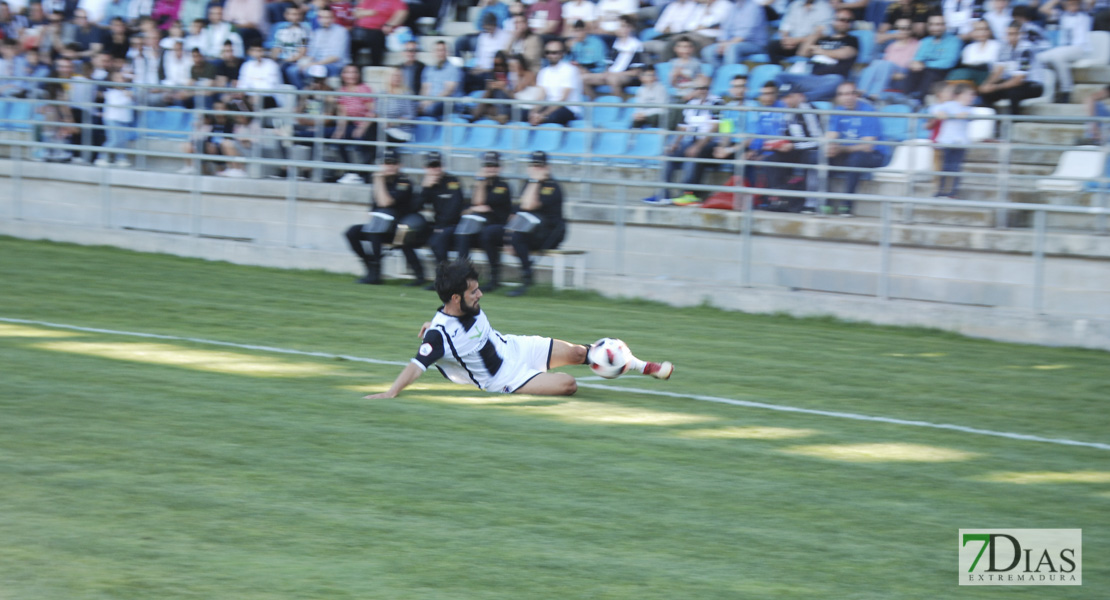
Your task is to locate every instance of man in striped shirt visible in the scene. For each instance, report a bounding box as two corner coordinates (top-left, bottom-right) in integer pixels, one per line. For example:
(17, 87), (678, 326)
(366, 260), (674, 398)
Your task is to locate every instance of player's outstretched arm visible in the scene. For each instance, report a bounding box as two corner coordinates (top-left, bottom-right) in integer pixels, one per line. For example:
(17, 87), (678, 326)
(365, 362), (424, 399)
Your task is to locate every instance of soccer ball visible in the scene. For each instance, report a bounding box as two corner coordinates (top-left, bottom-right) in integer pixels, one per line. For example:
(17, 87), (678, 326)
(588, 338), (631, 379)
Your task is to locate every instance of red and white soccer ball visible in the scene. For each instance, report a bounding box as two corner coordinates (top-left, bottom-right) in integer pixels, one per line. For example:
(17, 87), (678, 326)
(588, 338), (631, 379)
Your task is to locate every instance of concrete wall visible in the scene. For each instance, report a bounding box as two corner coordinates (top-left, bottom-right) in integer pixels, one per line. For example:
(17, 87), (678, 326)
(2, 159), (1109, 351)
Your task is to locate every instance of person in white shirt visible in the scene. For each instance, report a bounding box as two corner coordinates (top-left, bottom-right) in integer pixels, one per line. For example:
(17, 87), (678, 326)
(198, 4), (244, 60)
(97, 69), (136, 167)
(1037, 0), (1092, 102)
(596, 0), (637, 35)
(643, 0), (702, 60)
(942, 0), (978, 39)
(528, 38), (583, 125)
(237, 43), (282, 109)
(161, 39), (195, 105)
(581, 14), (644, 98)
(561, 0), (598, 36)
(983, 0), (1013, 42)
(768, 0), (834, 63)
(947, 19), (1000, 86)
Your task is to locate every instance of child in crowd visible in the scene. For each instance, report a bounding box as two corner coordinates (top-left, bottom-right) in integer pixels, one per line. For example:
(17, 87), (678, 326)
(630, 66), (667, 128)
(97, 70), (136, 167)
(667, 36), (703, 101)
(928, 83), (975, 198)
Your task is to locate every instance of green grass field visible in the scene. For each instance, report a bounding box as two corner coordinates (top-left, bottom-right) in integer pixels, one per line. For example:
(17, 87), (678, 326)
(1, 236), (1107, 599)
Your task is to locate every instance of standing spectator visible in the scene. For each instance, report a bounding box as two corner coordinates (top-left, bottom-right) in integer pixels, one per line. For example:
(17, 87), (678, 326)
(351, 0), (407, 67)
(528, 38), (583, 125)
(775, 8), (858, 101)
(979, 21), (1047, 115)
(507, 150), (566, 297)
(826, 81), (883, 214)
(1037, 0), (1091, 103)
(904, 14), (961, 102)
(418, 40), (461, 118)
(581, 15), (644, 99)
(458, 150), (514, 290)
(96, 69), (136, 167)
(857, 16), (920, 100)
(768, 0), (835, 64)
(701, 0), (769, 67)
(656, 74), (721, 204)
(629, 65), (668, 127)
(525, 0), (562, 42)
(267, 4), (310, 87)
(299, 6), (350, 83)
(223, 0), (266, 49)
(928, 82), (974, 197)
(948, 19), (1000, 86)
(397, 39), (424, 93)
(343, 148), (415, 284)
(237, 42), (281, 109)
(415, 150), (467, 289)
(331, 63), (376, 183)
(198, 5), (244, 60)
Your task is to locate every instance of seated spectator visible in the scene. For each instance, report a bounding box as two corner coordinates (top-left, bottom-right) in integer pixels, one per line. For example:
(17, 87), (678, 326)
(581, 15), (645, 99)
(666, 36), (704, 101)
(0, 37), (31, 97)
(471, 50), (513, 122)
(216, 99), (261, 177)
(455, 0), (511, 58)
(689, 0), (734, 53)
(215, 41), (244, 93)
(379, 65), (416, 142)
(343, 148), (414, 284)
(775, 8), (858, 102)
(351, 0), (407, 67)
(279, 64), (335, 179)
(101, 17), (130, 60)
(701, 0), (769, 67)
(464, 12), (512, 92)
(237, 43), (281, 110)
(904, 14), (961, 103)
(1012, 6), (1052, 52)
(942, 0), (979, 39)
(160, 21), (188, 50)
(66, 9), (103, 62)
(183, 18), (205, 52)
(630, 65), (668, 127)
(224, 0), (266, 49)
(297, 6), (350, 85)
(184, 46), (217, 107)
(877, 0), (933, 43)
(413, 150), (467, 289)
(768, 0), (835, 64)
(826, 82), (882, 214)
(508, 52), (541, 109)
(567, 19), (608, 74)
(507, 150), (566, 297)
(562, 0), (599, 37)
(528, 39), (583, 126)
(178, 99), (230, 174)
(857, 16), (920, 101)
(96, 68), (136, 167)
(983, 0), (1013, 42)
(178, 0), (208, 30)
(651, 74), (721, 204)
(596, 0), (638, 38)
(1037, 0), (1091, 103)
(1, 1), (29, 41)
(712, 74), (751, 162)
(979, 21), (1047, 115)
(331, 63), (377, 183)
(456, 150), (514, 290)
(267, 4), (310, 87)
(398, 40), (424, 94)
(643, 0), (703, 61)
(38, 10), (67, 62)
(948, 19), (1000, 86)
(1082, 84), (1110, 144)
(507, 13), (542, 68)
(418, 40), (462, 118)
(525, 0), (562, 43)
(198, 5), (244, 60)
(161, 40), (194, 105)
(747, 81), (822, 212)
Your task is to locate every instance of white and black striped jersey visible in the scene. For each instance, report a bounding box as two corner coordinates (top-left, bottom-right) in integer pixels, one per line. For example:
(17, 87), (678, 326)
(411, 308), (512, 391)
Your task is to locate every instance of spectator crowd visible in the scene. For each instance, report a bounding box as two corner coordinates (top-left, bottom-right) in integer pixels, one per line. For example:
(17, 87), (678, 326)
(0, 0), (1108, 199)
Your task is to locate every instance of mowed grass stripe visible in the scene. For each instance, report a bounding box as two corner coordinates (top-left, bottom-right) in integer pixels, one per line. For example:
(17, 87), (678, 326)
(4, 315), (1108, 453)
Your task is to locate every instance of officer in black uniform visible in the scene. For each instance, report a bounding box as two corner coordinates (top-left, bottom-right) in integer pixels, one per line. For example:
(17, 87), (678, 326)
(507, 150), (566, 297)
(455, 150), (514, 291)
(343, 147), (415, 284)
(411, 150), (467, 288)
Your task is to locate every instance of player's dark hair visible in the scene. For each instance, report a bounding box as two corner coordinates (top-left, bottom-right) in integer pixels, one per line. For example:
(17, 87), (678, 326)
(435, 259), (479, 303)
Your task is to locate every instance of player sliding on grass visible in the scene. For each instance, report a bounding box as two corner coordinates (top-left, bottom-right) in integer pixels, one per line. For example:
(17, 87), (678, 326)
(365, 259), (674, 398)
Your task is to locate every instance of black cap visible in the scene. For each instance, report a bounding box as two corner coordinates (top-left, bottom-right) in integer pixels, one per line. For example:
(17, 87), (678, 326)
(482, 151), (500, 166)
(778, 82), (801, 96)
(382, 148), (400, 164)
(529, 150), (548, 166)
(425, 151), (442, 167)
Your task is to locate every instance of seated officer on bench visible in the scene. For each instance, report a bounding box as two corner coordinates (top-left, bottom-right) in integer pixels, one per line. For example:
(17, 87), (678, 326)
(343, 147), (416, 284)
(507, 150), (566, 297)
(417, 150), (468, 289)
(455, 150), (514, 291)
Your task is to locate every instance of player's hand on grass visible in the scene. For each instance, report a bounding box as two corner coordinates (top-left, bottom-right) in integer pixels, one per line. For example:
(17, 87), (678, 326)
(364, 391), (396, 399)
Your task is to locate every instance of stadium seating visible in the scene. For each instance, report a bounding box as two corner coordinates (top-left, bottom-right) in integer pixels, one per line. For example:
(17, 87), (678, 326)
(873, 139), (934, 183)
(525, 123), (565, 155)
(746, 64), (784, 99)
(589, 96), (629, 127)
(710, 64), (750, 97)
(968, 107), (997, 142)
(623, 128), (667, 168)
(1073, 31), (1110, 69)
(851, 30), (876, 66)
(879, 104), (913, 143)
(1035, 148), (1106, 192)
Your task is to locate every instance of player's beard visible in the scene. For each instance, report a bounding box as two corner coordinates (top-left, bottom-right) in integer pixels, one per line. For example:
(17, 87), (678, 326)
(460, 296), (480, 317)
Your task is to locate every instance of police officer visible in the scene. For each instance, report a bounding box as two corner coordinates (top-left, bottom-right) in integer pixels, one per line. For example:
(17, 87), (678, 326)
(343, 147), (414, 284)
(455, 151), (514, 291)
(411, 151), (467, 288)
(507, 150), (566, 297)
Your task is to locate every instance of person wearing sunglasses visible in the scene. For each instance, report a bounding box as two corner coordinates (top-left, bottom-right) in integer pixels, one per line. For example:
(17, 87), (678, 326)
(527, 39), (583, 126)
(773, 8), (858, 102)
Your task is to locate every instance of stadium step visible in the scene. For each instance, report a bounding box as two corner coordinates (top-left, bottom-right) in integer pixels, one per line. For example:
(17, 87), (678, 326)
(1074, 65), (1110, 85)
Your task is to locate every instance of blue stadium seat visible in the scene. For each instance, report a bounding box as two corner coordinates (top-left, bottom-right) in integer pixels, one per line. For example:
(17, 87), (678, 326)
(745, 64), (783, 99)
(413, 116), (443, 147)
(624, 128), (667, 168)
(591, 130), (630, 165)
(879, 104), (912, 143)
(445, 115), (471, 148)
(851, 30), (876, 66)
(812, 101), (833, 111)
(490, 121), (527, 157)
(555, 128), (589, 163)
(457, 119), (499, 151)
(525, 123), (564, 154)
(710, 64), (749, 97)
(5, 101), (37, 132)
(589, 95), (626, 126)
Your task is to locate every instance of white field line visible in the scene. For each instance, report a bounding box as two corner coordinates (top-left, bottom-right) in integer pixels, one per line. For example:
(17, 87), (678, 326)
(4, 317), (1109, 452)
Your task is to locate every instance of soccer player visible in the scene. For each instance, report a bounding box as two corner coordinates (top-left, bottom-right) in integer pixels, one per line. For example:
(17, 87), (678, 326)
(365, 260), (674, 398)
